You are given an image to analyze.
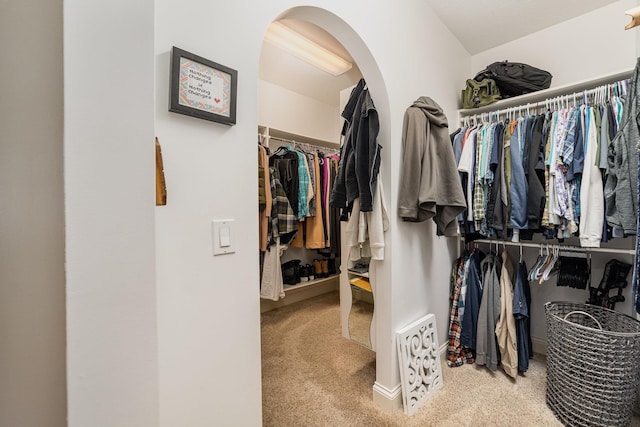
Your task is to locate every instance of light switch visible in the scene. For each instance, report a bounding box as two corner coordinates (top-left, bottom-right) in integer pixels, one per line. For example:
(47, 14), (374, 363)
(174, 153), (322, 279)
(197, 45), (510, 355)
(219, 226), (231, 247)
(212, 219), (235, 255)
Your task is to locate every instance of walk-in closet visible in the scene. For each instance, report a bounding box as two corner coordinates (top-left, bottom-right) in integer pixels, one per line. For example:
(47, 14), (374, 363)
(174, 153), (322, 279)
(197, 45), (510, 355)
(257, 17), (383, 389)
(31, 1), (640, 426)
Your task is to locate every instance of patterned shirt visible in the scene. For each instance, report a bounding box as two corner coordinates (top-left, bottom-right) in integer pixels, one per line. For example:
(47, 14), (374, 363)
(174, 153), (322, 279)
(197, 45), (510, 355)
(294, 150), (310, 219)
(447, 256), (475, 367)
(473, 127), (486, 225)
(269, 166), (298, 246)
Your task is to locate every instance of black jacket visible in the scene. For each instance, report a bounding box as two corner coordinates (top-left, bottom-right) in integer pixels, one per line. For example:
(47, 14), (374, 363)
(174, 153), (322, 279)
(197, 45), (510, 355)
(330, 79), (381, 215)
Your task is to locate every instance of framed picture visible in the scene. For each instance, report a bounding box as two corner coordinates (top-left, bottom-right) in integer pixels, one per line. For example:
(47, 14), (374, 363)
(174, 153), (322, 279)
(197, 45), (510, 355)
(169, 46), (237, 125)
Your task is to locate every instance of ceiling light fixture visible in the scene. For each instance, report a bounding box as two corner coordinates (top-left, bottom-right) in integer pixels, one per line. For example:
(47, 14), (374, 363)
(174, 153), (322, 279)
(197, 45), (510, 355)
(264, 21), (353, 77)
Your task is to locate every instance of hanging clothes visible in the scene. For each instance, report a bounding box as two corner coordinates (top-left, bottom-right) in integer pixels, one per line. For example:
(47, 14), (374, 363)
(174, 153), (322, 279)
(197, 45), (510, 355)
(331, 78), (381, 216)
(398, 96), (467, 236)
(258, 144), (273, 252)
(260, 166), (298, 301)
(260, 237), (286, 301)
(475, 252), (502, 372)
(270, 147), (300, 218)
(455, 82), (629, 247)
(606, 58), (640, 236)
(330, 79), (386, 261)
(447, 255), (475, 367)
(305, 152), (326, 250)
(459, 249), (484, 351)
(328, 155), (342, 257)
(513, 260), (533, 373)
(526, 115), (546, 231)
(496, 249), (518, 379)
(267, 166), (298, 248)
(579, 106), (605, 247)
(626, 59), (640, 313)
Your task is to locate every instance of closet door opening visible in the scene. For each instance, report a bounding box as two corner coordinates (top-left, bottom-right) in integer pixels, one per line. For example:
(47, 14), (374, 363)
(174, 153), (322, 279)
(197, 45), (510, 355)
(257, 16), (381, 420)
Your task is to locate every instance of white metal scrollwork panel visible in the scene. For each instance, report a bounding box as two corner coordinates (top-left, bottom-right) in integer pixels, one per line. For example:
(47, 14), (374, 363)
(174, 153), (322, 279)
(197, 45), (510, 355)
(396, 314), (443, 416)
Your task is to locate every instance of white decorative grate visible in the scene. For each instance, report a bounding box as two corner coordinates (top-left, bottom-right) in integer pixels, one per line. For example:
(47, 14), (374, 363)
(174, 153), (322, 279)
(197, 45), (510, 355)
(396, 314), (443, 416)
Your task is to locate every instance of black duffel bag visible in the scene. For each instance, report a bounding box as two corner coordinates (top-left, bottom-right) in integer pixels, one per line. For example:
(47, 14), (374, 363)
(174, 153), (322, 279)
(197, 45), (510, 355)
(475, 61), (552, 98)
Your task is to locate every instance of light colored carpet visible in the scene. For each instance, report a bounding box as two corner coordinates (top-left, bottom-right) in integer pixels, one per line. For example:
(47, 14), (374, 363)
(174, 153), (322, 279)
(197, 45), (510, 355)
(261, 291), (640, 427)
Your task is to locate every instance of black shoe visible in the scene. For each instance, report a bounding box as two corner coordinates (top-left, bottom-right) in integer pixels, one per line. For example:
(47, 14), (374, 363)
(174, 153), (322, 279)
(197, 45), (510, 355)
(299, 264), (310, 282)
(327, 258), (337, 275)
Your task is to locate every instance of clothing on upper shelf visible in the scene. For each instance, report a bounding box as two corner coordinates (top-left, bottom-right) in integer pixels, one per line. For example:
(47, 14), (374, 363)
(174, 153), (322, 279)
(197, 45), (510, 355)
(398, 96), (467, 236)
(455, 84), (632, 247)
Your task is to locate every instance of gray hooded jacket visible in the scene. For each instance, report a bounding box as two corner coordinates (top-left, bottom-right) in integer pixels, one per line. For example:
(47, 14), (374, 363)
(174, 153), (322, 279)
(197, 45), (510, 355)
(604, 58), (639, 235)
(398, 96), (466, 236)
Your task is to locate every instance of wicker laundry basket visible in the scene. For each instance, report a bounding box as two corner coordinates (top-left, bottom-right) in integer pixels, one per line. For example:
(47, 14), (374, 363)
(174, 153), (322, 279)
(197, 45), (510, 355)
(545, 302), (640, 426)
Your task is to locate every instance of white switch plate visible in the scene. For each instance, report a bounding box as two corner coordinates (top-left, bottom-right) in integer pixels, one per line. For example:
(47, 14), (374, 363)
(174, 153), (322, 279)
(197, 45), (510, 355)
(212, 219), (235, 255)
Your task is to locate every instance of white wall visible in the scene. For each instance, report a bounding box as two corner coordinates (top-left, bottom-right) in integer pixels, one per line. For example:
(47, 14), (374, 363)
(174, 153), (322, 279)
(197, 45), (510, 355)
(155, 0), (469, 423)
(60, 1), (636, 424)
(472, 0), (637, 86)
(0, 1), (66, 425)
(258, 79), (341, 142)
(470, 0), (639, 344)
(64, 0), (158, 425)
(377, 5), (471, 389)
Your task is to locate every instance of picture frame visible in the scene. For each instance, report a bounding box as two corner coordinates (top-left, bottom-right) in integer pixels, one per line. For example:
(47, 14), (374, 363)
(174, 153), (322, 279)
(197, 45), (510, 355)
(169, 46), (237, 125)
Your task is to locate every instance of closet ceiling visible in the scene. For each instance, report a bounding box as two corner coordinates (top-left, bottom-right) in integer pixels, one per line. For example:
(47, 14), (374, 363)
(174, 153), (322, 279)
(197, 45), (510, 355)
(260, 1), (618, 105)
(425, 0), (618, 54)
(259, 19), (362, 107)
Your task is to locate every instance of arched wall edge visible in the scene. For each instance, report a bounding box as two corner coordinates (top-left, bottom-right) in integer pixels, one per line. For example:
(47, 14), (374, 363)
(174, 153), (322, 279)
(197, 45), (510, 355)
(260, 6), (399, 411)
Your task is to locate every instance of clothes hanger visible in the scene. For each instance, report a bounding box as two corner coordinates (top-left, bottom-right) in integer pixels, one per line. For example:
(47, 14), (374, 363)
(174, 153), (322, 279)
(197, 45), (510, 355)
(533, 246), (552, 282)
(271, 144), (289, 155)
(541, 246), (560, 283)
(531, 247), (544, 281)
(529, 246), (544, 281)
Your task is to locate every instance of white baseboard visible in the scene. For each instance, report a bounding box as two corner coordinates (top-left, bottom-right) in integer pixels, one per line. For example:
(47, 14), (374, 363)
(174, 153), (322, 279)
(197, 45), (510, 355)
(372, 382), (403, 413)
(439, 341), (448, 357)
(531, 336), (548, 356)
(260, 276), (338, 313)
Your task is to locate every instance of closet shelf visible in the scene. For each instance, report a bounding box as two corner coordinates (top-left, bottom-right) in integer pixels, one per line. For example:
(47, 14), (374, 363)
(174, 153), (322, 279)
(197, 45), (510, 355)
(347, 270), (369, 278)
(458, 68), (633, 117)
(259, 125), (339, 150)
(283, 274), (339, 293)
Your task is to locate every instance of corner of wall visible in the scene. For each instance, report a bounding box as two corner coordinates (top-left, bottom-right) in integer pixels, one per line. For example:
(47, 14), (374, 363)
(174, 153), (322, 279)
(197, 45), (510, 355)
(372, 382), (403, 413)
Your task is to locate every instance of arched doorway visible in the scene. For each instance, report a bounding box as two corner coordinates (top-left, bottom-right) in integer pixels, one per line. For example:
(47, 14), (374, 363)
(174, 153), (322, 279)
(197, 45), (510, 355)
(256, 6), (394, 421)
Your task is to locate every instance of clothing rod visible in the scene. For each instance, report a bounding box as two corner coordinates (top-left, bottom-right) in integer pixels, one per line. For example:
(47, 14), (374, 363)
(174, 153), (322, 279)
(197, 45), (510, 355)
(261, 134), (340, 154)
(469, 238), (635, 256)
